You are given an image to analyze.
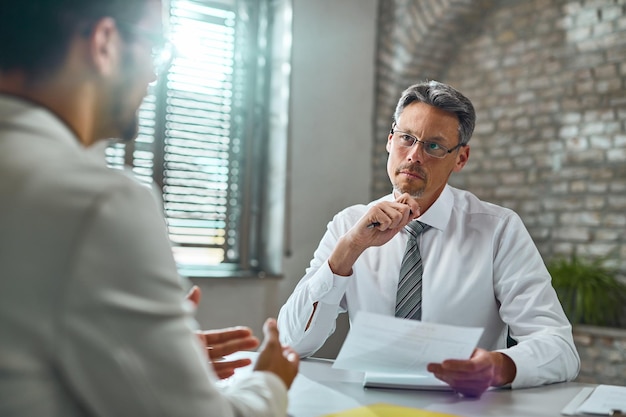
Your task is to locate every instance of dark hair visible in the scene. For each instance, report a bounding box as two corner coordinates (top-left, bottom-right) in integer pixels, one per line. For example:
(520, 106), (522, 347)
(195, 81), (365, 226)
(393, 80), (476, 146)
(0, 0), (149, 79)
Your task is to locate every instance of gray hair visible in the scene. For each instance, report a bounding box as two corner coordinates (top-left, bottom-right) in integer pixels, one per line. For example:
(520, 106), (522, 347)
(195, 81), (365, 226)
(393, 80), (476, 146)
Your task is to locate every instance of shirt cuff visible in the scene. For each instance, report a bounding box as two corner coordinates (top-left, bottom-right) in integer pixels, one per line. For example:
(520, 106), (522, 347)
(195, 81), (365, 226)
(225, 370), (289, 416)
(495, 347), (536, 389)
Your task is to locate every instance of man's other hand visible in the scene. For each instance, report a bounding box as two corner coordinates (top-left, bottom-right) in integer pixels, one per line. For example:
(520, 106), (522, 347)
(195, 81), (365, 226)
(254, 318), (300, 389)
(427, 348), (516, 397)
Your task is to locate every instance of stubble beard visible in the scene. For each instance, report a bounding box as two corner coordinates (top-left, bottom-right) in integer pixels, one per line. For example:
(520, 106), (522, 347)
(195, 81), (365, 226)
(392, 166), (427, 198)
(111, 48), (143, 143)
(393, 183), (425, 199)
(119, 112), (140, 143)
(110, 75), (141, 143)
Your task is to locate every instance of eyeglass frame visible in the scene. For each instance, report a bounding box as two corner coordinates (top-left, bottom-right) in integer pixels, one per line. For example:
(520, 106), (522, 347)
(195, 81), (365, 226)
(389, 123), (466, 159)
(115, 21), (175, 76)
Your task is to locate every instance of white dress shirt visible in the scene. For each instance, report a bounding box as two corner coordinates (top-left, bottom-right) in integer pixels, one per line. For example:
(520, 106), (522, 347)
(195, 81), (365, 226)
(277, 185), (580, 389)
(0, 95), (288, 417)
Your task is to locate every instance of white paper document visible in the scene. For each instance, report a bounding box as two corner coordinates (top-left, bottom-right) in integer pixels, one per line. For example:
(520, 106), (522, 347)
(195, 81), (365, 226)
(565, 384), (626, 416)
(362, 371), (452, 390)
(332, 311), (484, 389)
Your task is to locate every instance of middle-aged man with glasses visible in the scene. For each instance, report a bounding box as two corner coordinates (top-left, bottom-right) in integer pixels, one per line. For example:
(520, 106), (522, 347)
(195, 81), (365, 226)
(0, 1), (299, 416)
(277, 80), (580, 397)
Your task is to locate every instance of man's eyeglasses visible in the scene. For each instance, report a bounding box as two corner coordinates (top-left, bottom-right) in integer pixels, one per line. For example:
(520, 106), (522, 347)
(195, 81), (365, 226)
(150, 39), (175, 76)
(390, 125), (465, 158)
(117, 22), (175, 76)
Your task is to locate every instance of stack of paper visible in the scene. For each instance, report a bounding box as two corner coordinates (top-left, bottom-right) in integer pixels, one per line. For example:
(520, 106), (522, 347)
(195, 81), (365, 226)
(362, 372), (451, 391)
(332, 311), (484, 390)
(561, 385), (626, 416)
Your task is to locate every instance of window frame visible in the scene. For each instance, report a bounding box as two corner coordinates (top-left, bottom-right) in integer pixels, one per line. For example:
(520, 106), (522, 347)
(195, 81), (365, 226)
(112, 0), (292, 279)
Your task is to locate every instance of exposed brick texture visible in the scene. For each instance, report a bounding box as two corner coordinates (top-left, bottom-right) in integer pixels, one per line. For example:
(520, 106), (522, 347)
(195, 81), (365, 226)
(373, 0), (626, 278)
(574, 325), (626, 385)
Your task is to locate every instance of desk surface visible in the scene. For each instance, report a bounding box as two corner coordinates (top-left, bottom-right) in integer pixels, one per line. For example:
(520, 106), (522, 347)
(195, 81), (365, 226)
(285, 356), (591, 417)
(227, 352), (590, 417)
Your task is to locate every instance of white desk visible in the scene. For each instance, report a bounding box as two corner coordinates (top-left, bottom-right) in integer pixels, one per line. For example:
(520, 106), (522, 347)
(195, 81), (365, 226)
(226, 352), (591, 416)
(285, 356), (592, 417)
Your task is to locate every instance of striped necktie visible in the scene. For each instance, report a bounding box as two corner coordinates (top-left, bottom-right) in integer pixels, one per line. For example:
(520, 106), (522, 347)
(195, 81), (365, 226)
(395, 220), (429, 320)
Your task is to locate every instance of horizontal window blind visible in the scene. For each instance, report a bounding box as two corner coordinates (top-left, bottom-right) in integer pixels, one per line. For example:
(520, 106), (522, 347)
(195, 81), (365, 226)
(106, 0), (247, 271)
(164, 0), (238, 268)
(105, 0), (291, 278)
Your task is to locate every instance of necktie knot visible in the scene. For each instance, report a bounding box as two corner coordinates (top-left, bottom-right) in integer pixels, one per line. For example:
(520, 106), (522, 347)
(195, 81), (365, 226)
(405, 220), (428, 239)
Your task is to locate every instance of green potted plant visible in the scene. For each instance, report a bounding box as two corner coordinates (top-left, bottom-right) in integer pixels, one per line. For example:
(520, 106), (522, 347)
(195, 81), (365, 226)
(547, 254), (626, 327)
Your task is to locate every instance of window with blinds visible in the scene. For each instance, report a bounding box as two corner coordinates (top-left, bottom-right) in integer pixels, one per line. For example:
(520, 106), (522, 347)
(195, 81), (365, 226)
(106, 0), (292, 278)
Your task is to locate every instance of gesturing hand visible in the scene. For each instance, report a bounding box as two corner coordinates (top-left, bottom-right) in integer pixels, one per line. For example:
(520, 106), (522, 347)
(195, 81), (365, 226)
(197, 327), (260, 379)
(254, 318), (300, 389)
(187, 285), (260, 379)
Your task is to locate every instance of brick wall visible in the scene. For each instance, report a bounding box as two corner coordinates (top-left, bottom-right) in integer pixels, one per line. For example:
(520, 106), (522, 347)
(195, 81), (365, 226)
(373, 0), (626, 278)
(574, 325), (626, 384)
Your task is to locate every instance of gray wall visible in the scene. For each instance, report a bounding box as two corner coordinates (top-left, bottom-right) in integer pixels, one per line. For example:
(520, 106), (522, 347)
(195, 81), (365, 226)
(446, 0), (626, 275)
(191, 0), (377, 346)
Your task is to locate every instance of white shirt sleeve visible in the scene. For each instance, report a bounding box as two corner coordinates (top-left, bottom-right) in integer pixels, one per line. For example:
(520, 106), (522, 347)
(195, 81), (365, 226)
(60, 180), (288, 417)
(221, 372), (288, 416)
(277, 224), (352, 357)
(490, 213), (580, 388)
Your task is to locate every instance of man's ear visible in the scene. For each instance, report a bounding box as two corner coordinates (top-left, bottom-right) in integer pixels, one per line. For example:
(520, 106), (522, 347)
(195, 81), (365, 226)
(453, 145), (470, 172)
(88, 17), (121, 76)
(385, 132), (393, 153)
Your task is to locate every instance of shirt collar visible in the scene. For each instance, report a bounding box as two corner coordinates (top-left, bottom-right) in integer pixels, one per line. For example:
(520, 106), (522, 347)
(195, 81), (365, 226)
(0, 94), (83, 151)
(0, 94), (109, 166)
(382, 185), (453, 232)
(417, 185), (453, 232)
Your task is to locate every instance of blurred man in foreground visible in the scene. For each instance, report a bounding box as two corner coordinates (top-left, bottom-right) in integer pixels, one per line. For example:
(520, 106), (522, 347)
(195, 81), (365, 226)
(0, 1), (298, 415)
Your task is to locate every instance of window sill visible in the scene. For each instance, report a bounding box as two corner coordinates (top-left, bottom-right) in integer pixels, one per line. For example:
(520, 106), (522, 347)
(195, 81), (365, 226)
(178, 264), (283, 280)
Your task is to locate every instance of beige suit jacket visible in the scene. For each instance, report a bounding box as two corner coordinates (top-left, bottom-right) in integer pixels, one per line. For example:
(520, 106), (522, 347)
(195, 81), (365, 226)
(0, 96), (287, 417)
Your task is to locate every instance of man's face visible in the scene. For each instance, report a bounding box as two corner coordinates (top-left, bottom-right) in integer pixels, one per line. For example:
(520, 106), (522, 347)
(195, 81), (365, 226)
(386, 101), (469, 212)
(107, 0), (163, 142)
